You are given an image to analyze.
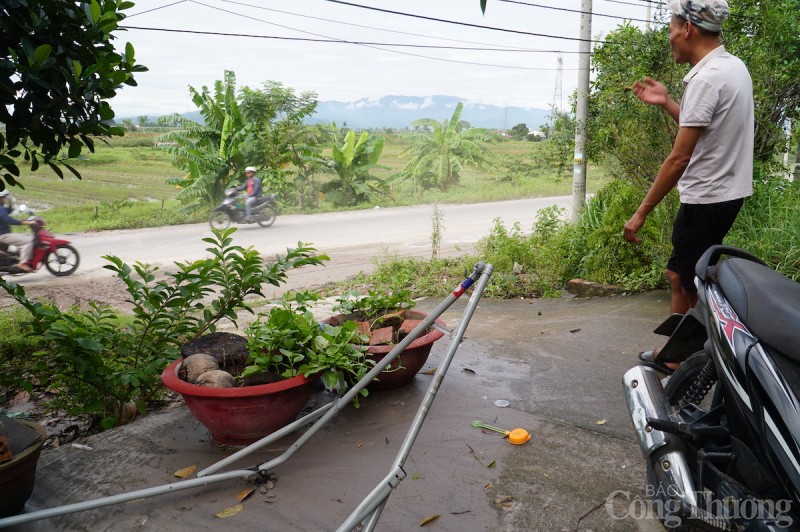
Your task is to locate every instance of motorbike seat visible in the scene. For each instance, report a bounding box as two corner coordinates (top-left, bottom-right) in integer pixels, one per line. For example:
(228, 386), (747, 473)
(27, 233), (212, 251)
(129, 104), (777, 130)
(718, 258), (800, 362)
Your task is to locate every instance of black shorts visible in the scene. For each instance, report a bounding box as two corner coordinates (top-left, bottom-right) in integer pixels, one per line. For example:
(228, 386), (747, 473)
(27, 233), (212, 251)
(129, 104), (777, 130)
(667, 198), (744, 292)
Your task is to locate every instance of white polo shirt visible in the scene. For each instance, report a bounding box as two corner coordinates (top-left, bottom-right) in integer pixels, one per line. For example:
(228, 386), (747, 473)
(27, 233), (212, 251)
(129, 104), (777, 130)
(678, 46), (754, 204)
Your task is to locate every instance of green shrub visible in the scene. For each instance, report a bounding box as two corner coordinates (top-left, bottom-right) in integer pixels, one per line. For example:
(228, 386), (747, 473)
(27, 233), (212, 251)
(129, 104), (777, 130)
(0, 229), (327, 427)
(727, 174), (800, 280)
(0, 307), (40, 393)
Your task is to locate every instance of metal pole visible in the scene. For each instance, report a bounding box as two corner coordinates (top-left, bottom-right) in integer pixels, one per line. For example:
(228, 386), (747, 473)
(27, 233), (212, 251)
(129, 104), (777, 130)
(338, 264), (494, 531)
(572, 0), (592, 222)
(0, 469), (254, 528)
(200, 267), (488, 477)
(0, 263), (492, 530)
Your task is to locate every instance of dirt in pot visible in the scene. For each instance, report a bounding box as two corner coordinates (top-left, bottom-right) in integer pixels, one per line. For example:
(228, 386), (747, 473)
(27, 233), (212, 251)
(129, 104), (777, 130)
(181, 332), (249, 373)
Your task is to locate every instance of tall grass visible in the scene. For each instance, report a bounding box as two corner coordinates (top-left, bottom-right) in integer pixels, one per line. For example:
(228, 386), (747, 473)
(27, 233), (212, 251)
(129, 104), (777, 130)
(727, 177), (800, 280)
(335, 174), (800, 299)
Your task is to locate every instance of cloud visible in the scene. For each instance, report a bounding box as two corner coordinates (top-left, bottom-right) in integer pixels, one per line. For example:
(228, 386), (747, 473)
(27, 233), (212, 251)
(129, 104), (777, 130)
(348, 97), (382, 109)
(391, 100), (421, 110)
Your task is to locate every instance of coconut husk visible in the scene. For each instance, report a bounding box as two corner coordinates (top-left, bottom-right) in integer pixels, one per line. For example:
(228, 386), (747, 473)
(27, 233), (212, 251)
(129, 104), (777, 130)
(181, 332), (249, 373)
(179, 354), (220, 384)
(195, 370), (235, 388)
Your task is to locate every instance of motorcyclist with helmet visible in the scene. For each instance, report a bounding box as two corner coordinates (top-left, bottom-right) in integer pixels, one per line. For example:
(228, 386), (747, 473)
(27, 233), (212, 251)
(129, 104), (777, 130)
(235, 166), (263, 223)
(0, 190), (35, 272)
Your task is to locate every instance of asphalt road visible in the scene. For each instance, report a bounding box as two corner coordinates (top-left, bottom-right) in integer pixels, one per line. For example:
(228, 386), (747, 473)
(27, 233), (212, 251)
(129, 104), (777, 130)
(21, 196), (574, 287)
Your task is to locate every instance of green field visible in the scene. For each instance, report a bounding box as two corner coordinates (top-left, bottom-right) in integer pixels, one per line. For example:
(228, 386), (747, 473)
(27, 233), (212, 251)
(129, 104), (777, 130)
(8, 131), (609, 233)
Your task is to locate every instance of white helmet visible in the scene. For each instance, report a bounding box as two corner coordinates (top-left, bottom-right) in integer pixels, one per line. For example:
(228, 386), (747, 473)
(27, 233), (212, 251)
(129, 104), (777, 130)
(245, 166), (257, 173)
(0, 190), (9, 198)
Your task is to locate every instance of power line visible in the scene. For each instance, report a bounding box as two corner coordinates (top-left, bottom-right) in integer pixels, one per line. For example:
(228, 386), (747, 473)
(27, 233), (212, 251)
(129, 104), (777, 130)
(322, 0), (602, 44)
(127, 0), (190, 18)
(598, 0), (660, 7)
(121, 26), (585, 69)
(179, 0), (590, 70)
(499, 0), (658, 25)
(222, 0), (546, 51)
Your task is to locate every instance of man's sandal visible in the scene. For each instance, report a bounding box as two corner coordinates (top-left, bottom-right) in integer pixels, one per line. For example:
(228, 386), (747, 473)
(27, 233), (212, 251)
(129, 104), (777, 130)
(638, 350), (674, 375)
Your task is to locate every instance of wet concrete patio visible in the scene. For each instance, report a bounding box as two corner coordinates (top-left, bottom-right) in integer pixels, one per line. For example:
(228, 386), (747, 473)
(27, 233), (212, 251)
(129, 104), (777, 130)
(6, 292), (673, 531)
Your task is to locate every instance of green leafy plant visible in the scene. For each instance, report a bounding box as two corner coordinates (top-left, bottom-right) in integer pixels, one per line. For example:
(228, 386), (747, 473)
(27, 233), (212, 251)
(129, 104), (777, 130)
(243, 298), (373, 401)
(398, 102), (495, 193)
(158, 71), (254, 212)
(319, 124), (387, 207)
(1, 0), (147, 188)
(333, 288), (417, 324)
(0, 228), (327, 427)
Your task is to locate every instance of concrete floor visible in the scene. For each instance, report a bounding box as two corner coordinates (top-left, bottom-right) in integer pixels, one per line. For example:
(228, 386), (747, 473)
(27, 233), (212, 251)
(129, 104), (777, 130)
(4, 292), (673, 532)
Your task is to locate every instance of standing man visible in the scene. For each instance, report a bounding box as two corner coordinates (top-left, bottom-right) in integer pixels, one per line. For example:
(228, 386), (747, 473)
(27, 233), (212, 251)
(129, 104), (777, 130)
(0, 190), (35, 272)
(623, 0), (753, 372)
(237, 166), (263, 223)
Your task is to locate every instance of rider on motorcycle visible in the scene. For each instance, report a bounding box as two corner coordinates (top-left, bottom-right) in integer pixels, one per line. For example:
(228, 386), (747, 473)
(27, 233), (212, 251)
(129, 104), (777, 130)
(236, 167), (262, 223)
(0, 190), (35, 272)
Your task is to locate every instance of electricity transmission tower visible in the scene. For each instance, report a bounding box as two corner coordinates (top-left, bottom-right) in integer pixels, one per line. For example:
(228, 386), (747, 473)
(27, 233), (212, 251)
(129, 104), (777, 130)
(552, 54), (563, 112)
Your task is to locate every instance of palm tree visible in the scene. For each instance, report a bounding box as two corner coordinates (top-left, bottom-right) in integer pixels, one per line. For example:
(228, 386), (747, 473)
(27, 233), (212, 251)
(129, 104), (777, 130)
(157, 71), (253, 212)
(399, 102), (494, 193)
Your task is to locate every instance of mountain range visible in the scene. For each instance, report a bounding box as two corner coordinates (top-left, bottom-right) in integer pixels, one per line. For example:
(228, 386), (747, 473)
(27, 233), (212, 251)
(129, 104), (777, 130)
(162, 95), (551, 131)
(307, 95), (551, 130)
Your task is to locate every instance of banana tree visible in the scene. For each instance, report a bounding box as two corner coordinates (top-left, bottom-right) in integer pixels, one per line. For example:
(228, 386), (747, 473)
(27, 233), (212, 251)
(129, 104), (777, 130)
(157, 71), (254, 212)
(320, 125), (386, 207)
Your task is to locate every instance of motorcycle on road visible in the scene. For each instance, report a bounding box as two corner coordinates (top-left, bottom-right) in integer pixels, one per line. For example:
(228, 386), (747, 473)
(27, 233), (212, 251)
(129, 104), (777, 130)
(0, 215), (80, 277)
(208, 188), (278, 230)
(623, 245), (800, 530)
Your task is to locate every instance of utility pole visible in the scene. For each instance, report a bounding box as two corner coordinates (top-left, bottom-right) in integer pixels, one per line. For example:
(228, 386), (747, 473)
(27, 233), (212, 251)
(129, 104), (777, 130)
(572, 0), (592, 222)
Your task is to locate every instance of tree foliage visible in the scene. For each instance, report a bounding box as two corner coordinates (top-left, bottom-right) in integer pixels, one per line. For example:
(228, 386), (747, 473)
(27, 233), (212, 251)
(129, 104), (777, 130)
(509, 123), (529, 140)
(588, 23), (683, 191)
(0, 0), (147, 190)
(540, 108), (577, 179)
(158, 71), (253, 211)
(399, 102), (495, 192)
(722, 0), (800, 166)
(319, 124), (386, 207)
(240, 82), (329, 207)
(588, 1), (800, 190)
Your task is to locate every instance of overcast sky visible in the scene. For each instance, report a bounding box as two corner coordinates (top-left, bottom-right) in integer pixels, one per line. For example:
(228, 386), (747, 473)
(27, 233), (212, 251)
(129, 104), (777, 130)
(111, 0), (663, 118)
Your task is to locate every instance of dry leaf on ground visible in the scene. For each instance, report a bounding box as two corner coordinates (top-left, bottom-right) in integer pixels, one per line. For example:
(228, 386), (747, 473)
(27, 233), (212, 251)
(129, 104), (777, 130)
(420, 514), (440, 526)
(237, 488), (255, 503)
(173, 464), (197, 478)
(216, 504), (244, 518)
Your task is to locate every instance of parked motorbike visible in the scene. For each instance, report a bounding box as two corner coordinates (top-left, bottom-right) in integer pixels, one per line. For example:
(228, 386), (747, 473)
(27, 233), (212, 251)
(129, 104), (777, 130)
(623, 245), (800, 530)
(0, 213), (80, 277)
(208, 189), (278, 230)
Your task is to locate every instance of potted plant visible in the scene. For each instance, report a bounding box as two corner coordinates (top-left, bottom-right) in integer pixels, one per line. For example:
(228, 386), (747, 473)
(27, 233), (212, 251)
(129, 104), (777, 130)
(0, 417), (48, 517)
(326, 288), (446, 390)
(162, 295), (373, 446)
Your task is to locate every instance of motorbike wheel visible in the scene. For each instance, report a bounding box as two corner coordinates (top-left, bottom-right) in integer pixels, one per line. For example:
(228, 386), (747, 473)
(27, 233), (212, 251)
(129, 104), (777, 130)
(209, 211), (231, 230)
(45, 244), (80, 277)
(257, 206), (277, 228)
(664, 352), (716, 410)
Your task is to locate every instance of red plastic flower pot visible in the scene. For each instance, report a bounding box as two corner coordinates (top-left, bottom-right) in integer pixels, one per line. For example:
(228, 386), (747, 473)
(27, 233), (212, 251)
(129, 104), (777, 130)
(161, 360), (315, 446)
(328, 310), (446, 391)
